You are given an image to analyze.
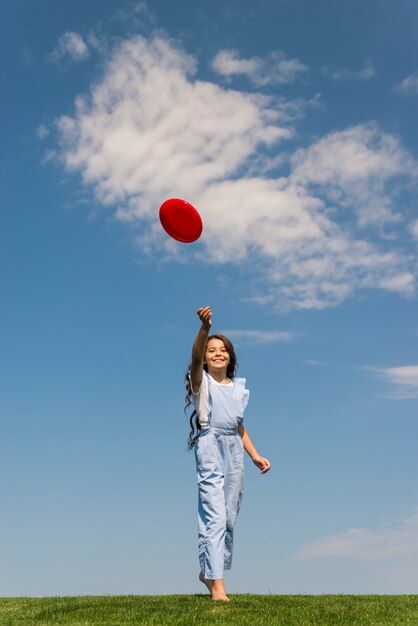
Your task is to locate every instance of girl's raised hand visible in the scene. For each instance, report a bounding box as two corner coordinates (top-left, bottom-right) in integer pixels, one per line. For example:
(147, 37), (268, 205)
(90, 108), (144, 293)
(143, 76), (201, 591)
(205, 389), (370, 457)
(197, 306), (212, 329)
(252, 455), (271, 474)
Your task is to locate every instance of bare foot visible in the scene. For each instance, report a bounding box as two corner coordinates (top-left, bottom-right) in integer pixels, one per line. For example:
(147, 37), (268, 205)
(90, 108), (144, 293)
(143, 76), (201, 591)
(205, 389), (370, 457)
(199, 572), (212, 594)
(211, 579), (230, 601)
(211, 590), (230, 602)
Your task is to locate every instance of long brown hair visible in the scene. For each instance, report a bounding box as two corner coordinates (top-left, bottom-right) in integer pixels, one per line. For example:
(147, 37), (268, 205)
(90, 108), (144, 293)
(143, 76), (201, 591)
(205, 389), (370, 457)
(184, 334), (238, 450)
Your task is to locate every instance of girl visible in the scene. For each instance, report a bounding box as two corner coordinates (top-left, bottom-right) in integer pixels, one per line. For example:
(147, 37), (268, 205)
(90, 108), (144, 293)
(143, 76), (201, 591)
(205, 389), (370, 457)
(185, 306), (271, 601)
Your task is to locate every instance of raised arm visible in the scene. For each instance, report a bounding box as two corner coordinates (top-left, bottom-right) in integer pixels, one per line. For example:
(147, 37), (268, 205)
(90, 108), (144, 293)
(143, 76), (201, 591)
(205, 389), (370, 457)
(190, 306), (212, 393)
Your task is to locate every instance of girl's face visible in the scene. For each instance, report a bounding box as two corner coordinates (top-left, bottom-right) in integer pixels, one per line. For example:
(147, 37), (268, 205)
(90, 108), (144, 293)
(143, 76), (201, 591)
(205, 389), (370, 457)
(205, 338), (231, 374)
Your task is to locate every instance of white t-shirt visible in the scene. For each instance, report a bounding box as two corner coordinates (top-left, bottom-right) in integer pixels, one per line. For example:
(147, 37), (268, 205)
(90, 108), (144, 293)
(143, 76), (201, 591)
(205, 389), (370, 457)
(190, 370), (249, 429)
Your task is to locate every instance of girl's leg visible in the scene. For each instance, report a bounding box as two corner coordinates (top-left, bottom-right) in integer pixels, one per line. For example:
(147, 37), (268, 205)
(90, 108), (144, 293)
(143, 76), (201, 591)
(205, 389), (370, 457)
(199, 572), (213, 593)
(224, 438), (244, 571)
(211, 578), (229, 601)
(196, 434), (227, 580)
(196, 435), (230, 599)
(198, 572), (212, 592)
(199, 573), (229, 601)
(197, 472), (226, 581)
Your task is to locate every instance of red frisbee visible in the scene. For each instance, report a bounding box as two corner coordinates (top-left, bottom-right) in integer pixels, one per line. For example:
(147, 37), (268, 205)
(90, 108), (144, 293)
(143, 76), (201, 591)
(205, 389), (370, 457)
(159, 198), (203, 243)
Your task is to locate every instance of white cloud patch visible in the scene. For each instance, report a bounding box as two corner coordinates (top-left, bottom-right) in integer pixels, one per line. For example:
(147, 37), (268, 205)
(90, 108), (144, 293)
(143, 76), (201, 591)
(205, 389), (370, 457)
(55, 36), (418, 310)
(212, 49), (308, 86)
(56, 36), (289, 213)
(322, 60), (375, 81)
(410, 219), (418, 240)
(36, 124), (49, 139)
(368, 365), (418, 399)
(291, 123), (417, 227)
(113, 0), (155, 28)
(220, 330), (296, 344)
(294, 511), (418, 560)
(395, 73), (418, 95)
(50, 32), (90, 63)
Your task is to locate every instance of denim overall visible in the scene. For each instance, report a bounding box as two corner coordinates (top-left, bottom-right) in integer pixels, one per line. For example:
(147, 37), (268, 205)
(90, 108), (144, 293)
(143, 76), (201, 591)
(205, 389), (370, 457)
(194, 373), (249, 579)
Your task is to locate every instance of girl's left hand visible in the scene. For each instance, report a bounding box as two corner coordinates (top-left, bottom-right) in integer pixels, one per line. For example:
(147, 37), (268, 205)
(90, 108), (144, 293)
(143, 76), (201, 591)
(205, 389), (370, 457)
(252, 455), (271, 474)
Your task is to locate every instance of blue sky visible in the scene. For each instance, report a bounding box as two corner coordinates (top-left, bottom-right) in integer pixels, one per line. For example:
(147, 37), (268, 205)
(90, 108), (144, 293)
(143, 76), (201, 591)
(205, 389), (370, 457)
(1, 0), (418, 596)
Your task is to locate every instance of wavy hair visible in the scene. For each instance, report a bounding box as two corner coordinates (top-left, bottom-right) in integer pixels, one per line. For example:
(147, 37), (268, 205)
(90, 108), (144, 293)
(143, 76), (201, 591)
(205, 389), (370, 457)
(184, 334), (238, 450)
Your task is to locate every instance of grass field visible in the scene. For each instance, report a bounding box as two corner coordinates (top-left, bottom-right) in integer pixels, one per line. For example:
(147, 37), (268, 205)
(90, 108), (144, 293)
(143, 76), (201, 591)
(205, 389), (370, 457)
(1, 595), (418, 626)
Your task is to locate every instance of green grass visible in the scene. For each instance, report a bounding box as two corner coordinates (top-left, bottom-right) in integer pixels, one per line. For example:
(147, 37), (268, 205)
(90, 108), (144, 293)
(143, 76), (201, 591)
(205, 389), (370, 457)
(1, 595), (418, 626)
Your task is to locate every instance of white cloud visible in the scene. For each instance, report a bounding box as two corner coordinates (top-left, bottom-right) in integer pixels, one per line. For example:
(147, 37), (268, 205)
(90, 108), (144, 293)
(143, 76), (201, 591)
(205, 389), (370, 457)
(36, 124), (49, 139)
(194, 175), (415, 309)
(220, 330), (296, 344)
(395, 73), (418, 95)
(56, 36), (288, 211)
(113, 1), (155, 28)
(368, 365), (418, 399)
(55, 36), (417, 310)
(358, 64), (376, 81)
(212, 50), (260, 80)
(294, 511), (418, 560)
(322, 60), (375, 81)
(212, 49), (308, 86)
(50, 32), (90, 63)
(410, 219), (418, 239)
(86, 32), (103, 52)
(291, 123), (417, 227)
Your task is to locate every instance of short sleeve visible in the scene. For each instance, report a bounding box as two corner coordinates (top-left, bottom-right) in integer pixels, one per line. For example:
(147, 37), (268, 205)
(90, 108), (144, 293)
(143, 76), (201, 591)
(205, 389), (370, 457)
(189, 370), (211, 428)
(233, 377), (250, 412)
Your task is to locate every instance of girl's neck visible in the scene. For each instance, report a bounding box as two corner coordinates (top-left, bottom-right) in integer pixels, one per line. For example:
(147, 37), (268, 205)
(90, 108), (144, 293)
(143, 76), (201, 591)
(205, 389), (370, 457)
(208, 369), (230, 384)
